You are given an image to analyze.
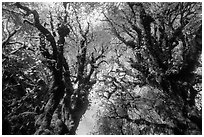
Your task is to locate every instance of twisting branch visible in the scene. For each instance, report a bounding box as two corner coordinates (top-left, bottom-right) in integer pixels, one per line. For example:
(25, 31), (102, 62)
(15, 2), (58, 60)
(75, 21), (92, 84)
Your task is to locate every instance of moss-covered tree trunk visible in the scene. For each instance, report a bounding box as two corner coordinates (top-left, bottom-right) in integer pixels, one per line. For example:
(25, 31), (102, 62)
(134, 3), (202, 134)
(107, 2), (202, 134)
(15, 2), (100, 134)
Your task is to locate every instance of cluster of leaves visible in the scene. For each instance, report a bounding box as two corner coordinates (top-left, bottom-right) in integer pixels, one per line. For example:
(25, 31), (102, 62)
(2, 26), (50, 135)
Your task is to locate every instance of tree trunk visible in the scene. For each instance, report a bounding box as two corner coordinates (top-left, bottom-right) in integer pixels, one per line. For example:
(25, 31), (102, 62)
(60, 86), (89, 135)
(69, 96), (89, 134)
(35, 72), (65, 134)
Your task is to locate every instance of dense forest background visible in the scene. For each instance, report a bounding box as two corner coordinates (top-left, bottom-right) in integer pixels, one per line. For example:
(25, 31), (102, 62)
(2, 2), (202, 135)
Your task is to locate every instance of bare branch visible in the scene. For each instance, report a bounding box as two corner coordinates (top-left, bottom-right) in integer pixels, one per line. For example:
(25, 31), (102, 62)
(2, 27), (21, 48)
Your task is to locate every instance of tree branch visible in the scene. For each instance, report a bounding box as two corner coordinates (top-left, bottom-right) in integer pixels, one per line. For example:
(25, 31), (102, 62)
(15, 2), (58, 60)
(2, 28), (20, 48)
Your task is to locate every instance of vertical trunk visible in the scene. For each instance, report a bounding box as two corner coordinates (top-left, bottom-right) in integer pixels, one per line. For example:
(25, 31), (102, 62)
(69, 96), (89, 135)
(61, 84), (90, 135)
(35, 70), (65, 134)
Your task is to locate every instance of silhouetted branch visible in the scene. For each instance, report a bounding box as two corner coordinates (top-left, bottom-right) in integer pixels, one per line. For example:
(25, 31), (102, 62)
(2, 28), (20, 48)
(15, 2), (58, 60)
